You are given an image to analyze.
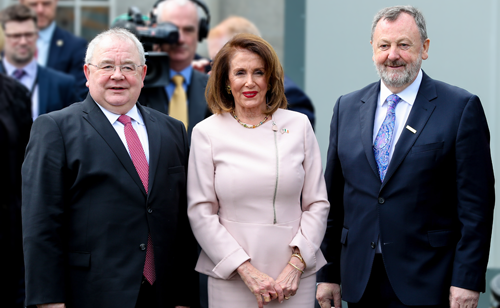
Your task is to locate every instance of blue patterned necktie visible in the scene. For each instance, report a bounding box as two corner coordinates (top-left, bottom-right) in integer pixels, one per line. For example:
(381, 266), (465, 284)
(373, 94), (402, 182)
(12, 69), (25, 80)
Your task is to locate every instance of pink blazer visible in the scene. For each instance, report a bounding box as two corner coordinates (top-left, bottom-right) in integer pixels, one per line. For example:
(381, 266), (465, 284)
(187, 108), (329, 280)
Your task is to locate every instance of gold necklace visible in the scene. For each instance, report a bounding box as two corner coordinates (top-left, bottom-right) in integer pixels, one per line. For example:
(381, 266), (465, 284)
(232, 112), (269, 129)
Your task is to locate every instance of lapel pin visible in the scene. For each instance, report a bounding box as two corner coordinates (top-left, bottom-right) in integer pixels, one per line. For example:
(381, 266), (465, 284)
(406, 125), (417, 134)
(57, 39), (64, 47)
(281, 128), (289, 134)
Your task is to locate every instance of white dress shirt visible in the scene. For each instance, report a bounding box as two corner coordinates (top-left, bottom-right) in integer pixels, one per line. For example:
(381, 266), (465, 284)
(3, 58), (39, 120)
(37, 21), (56, 67)
(95, 102), (150, 163)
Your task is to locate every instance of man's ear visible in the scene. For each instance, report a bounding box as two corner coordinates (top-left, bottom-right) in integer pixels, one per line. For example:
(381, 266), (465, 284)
(83, 64), (90, 87)
(421, 38), (430, 60)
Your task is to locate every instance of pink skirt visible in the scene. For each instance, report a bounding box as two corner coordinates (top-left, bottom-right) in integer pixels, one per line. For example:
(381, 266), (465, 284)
(208, 274), (316, 308)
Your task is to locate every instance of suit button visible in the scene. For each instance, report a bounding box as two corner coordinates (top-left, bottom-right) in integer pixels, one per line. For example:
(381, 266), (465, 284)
(378, 197), (385, 204)
(147, 208), (153, 214)
(140, 243), (147, 251)
(371, 242), (376, 249)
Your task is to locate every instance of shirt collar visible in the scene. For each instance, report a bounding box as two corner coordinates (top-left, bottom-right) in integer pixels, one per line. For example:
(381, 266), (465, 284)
(379, 69), (423, 107)
(94, 102), (144, 126)
(38, 21), (56, 43)
(3, 57), (38, 77)
(169, 65), (192, 86)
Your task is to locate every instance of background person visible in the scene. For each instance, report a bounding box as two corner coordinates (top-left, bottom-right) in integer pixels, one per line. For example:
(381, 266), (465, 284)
(22, 27), (198, 308)
(19, 0), (88, 100)
(0, 4), (76, 120)
(316, 5), (495, 308)
(139, 0), (211, 138)
(187, 33), (329, 308)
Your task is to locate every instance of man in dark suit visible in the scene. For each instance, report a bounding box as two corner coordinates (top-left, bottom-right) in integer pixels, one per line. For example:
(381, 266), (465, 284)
(316, 5), (494, 308)
(19, 0), (88, 100)
(0, 73), (32, 308)
(139, 0), (210, 138)
(0, 4), (76, 120)
(22, 27), (198, 308)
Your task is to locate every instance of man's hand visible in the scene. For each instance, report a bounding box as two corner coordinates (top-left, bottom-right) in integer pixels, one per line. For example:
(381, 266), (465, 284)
(192, 59), (211, 73)
(449, 286), (479, 308)
(37, 304), (65, 308)
(316, 283), (342, 308)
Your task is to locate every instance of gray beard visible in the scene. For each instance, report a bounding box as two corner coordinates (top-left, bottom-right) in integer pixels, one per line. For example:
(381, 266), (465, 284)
(375, 56), (421, 89)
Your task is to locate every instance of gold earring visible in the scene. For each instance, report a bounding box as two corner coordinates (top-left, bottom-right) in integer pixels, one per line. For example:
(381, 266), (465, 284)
(226, 85), (231, 94)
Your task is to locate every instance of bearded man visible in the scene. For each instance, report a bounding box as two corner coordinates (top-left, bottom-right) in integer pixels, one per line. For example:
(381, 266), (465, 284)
(316, 5), (495, 308)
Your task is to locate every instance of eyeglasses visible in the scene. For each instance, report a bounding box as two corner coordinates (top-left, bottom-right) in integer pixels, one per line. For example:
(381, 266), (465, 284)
(87, 63), (144, 76)
(5, 32), (37, 41)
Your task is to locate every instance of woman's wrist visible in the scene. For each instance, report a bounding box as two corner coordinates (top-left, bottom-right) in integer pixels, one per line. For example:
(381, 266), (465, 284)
(290, 247), (306, 270)
(236, 260), (251, 275)
(289, 254), (305, 271)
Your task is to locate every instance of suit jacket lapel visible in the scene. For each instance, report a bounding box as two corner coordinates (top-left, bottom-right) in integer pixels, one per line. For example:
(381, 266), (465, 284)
(138, 103), (161, 195)
(37, 66), (49, 115)
(360, 82), (381, 180)
(381, 72), (437, 189)
(81, 96), (147, 196)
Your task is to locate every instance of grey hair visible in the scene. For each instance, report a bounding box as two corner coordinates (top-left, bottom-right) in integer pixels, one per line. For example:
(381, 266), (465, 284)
(85, 28), (146, 65)
(371, 5), (427, 44)
(156, 0), (202, 24)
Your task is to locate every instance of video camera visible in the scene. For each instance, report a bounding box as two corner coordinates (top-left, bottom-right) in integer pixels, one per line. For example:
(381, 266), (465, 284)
(112, 6), (178, 88)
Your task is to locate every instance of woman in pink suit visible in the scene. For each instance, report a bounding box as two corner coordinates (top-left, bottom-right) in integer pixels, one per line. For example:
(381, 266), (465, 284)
(187, 33), (329, 308)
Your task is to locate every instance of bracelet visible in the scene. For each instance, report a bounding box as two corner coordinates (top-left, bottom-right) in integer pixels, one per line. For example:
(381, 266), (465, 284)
(288, 261), (304, 273)
(292, 253), (307, 270)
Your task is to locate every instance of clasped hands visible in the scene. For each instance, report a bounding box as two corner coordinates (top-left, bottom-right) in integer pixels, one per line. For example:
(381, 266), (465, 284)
(237, 254), (305, 308)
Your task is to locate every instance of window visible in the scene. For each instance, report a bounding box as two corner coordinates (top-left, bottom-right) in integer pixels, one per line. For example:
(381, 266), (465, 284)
(56, 0), (112, 42)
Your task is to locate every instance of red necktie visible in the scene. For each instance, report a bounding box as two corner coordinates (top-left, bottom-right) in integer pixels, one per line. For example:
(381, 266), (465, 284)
(117, 114), (156, 285)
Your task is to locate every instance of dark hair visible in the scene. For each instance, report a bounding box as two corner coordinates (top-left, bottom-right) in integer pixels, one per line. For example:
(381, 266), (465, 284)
(206, 33), (287, 115)
(371, 5), (427, 44)
(0, 4), (37, 30)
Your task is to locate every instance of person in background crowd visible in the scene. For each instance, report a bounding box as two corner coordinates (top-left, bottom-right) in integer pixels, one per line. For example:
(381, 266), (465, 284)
(22, 27), (198, 308)
(19, 0), (88, 100)
(0, 22), (32, 308)
(139, 0), (210, 139)
(316, 5), (494, 308)
(188, 33), (329, 308)
(0, 4), (76, 120)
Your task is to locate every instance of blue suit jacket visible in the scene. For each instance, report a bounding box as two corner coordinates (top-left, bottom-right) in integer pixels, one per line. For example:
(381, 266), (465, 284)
(318, 71), (495, 305)
(37, 65), (77, 115)
(46, 26), (88, 100)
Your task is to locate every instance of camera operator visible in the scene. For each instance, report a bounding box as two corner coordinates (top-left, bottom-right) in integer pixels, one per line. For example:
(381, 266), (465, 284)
(139, 0), (210, 139)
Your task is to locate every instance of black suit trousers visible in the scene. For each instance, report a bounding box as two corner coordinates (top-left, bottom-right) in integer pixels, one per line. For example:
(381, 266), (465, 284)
(348, 255), (448, 308)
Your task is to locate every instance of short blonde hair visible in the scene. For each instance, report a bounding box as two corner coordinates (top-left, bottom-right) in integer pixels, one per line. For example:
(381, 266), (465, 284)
(208, 16), (261, 40)
(206, 33), (287, 115)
